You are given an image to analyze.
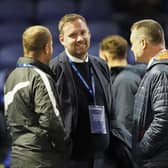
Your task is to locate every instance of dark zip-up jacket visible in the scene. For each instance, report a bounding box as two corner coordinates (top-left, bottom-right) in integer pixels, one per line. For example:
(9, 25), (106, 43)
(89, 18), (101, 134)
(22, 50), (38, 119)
(4, 57), (65, 168)
(133, 51), (168, 167)
(110, 64), (146, 134)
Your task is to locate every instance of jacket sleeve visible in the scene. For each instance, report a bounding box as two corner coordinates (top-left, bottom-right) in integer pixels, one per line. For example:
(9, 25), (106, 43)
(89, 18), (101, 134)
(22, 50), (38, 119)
(139, 72), (168, 158)
(33, 74), (65, 151)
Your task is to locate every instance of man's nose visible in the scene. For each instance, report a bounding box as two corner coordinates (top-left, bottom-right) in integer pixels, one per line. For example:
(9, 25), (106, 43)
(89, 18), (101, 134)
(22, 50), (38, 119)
(76, 35), (83, 41)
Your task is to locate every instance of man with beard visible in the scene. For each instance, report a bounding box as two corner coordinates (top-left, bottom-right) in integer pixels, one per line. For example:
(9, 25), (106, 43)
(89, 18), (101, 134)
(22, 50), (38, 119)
(50, 13), (114, 168)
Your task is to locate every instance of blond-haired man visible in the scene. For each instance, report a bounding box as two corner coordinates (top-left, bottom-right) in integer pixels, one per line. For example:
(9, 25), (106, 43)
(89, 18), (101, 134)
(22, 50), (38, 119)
(4, 25), (65, 168)
(130, 19), (168, 168)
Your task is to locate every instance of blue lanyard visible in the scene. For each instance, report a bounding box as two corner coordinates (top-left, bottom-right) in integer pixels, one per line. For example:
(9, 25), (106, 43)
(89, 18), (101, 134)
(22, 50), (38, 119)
(17, 63), (34, 68)
(68, 58), (96, 105)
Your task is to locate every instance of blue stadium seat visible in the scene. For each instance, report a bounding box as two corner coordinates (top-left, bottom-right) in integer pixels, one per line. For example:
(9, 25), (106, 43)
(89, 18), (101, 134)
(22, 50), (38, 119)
(159, 0), (168, 14)
(53, 43), (64, 57)
(79, 0), (114, 21)
(0, 22), (31, 47)
(39, 21), (60, 44)
(88, 43), (100, 56)
(0, 43), (64, 69)
(36, 0), (76, 22)
(0, 44), (23, 69)
(88, 21), (121, 44)
(127, 46), (136, 65)
(0, 0), (34, 22)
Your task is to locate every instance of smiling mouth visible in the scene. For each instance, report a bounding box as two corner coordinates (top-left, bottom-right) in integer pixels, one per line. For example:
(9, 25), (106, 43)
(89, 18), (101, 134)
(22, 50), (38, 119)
(76, 44), (87, 49)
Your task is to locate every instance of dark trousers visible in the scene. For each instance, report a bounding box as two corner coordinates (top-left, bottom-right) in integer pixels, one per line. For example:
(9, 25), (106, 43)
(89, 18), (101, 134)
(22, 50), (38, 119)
(64, 156), (117, 168)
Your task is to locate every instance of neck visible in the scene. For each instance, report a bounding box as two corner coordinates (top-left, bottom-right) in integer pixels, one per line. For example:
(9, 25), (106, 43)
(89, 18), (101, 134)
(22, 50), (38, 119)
(36, 56), (48, 65)
(145, 44), (165, 63)
(24, 54), (48, 65)
(74, 53), (87, 61)
(108, 59), (127, 68)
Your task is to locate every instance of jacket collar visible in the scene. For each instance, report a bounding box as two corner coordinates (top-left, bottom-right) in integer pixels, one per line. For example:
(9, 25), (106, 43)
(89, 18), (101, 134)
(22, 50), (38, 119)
(147, 50), (168, 71)
(17, 57), (55, 78)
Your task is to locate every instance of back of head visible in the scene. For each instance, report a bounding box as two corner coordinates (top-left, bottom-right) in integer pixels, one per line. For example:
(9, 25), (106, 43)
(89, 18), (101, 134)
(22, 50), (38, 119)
(131, 19), (165, 45)
(58, 13), (87, 35)
(99, 35), (128, 59)
(23, 25), (51, 56)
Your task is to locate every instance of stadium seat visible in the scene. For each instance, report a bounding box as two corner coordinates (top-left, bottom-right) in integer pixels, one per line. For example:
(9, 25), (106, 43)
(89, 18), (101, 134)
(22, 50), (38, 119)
(88, 21), (121, 44)
(0, 0), (34, 22)
(79, 0), (114, 21)
(36, 0), (76, 22)
(39, 21), (60, 44)
(127, 46), (136, 65)
(88, 43), (100, 56)
(53, 43), (64, 57)
(0, 22), (32, 47)
(0, 44), (23, 69)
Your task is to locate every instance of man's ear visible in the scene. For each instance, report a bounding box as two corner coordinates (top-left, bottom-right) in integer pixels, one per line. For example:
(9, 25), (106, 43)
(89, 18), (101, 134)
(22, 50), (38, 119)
(59, 34), (64, 46)
(44, 43), (49, 55)
(141, 39), (148, 49)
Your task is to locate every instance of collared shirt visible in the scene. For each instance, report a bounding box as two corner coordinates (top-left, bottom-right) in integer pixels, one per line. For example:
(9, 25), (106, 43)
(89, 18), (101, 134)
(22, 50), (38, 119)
(65, 49), (88, 63)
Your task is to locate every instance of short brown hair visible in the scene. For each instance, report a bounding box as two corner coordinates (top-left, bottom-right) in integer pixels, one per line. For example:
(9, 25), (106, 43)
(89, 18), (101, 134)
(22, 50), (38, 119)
(58, 13), (87, 34)
(23, 25), (51, 53)
(100, 35), (128, 59)
(131, 19), (165, 44)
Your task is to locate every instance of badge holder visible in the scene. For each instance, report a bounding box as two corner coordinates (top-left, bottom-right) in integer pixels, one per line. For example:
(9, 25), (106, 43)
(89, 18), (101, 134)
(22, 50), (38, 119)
(89, 105), (107, 134)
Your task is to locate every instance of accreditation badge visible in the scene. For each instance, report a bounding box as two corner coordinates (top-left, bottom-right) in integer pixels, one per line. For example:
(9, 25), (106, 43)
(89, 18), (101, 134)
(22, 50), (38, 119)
(88, 105), (107, 134)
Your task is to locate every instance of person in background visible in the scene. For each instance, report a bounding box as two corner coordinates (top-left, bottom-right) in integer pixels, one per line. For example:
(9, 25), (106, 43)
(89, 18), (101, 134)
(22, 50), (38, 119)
(130, 19), (168, 168)
(0, 112), (11, 168)
(0, 70), (11, 168)
(99, 35), (145, 134)
(50, 13), (115, 168)
(4, 25), (65, 168)
(99, 35), (145, 168)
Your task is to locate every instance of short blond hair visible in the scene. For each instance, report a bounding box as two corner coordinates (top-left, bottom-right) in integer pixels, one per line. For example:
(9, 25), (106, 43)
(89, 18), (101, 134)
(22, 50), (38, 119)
(23, 25), (51, 54)
(100, 35), (128, 59)
(131, 19), (165, 45)
(58, 13), (87, 34)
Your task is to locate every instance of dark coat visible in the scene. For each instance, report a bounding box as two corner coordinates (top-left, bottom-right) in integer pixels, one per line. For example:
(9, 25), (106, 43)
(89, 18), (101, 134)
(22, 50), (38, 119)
(50, 52), (112, 157)
(110, 64), (146, 134)
(0, 112), (11, 163)
(133, 57), (168, 168)
(107, 64), (146, 168)
(4, 57), (65, 168)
